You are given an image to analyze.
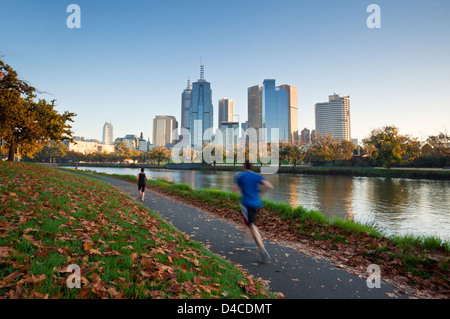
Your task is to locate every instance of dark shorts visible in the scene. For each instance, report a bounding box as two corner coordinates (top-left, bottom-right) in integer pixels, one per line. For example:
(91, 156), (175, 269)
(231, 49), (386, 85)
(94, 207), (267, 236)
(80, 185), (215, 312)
(245, 206), (257, 226)
(138, 183), (146, 191)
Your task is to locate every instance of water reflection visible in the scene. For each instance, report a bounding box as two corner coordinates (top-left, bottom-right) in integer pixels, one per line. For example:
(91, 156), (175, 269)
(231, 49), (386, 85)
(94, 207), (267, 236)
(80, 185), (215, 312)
(72, 166), (450, 241)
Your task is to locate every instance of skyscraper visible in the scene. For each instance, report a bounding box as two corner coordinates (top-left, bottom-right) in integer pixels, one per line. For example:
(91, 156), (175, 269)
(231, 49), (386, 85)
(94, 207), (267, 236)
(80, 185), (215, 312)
(190, 64), (213, 147)
(102, 122), (113, 145)
(262, 79), (293, 143)
(153, 115), (178, 147)
(247, 81), (298, 144)
(278, 84), (299, 144)
(247, 85), (263, 131)
(181, 78), (192, 132)
(218, 98), (234, 129)
(315, 94), (351, 142)
(301, 128), (311, 144)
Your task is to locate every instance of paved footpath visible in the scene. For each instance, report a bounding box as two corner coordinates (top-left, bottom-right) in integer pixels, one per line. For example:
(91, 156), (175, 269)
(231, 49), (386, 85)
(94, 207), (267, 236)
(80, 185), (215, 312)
(73, 172), (411, 299)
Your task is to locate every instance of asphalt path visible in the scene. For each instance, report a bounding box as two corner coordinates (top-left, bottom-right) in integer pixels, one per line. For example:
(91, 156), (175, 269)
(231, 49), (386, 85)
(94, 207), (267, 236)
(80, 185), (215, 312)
(69, 171), (410, 299)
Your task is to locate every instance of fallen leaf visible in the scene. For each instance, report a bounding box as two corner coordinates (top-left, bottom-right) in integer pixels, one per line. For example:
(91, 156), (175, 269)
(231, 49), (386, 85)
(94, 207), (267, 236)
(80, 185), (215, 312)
(82, 241), (94, 251)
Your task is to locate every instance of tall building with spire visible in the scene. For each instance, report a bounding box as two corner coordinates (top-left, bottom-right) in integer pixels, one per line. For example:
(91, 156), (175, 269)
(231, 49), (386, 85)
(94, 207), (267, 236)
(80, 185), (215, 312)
(102, 122), (113, 145)
(181, 77), (192, 132)
(190, 64), (213, 147)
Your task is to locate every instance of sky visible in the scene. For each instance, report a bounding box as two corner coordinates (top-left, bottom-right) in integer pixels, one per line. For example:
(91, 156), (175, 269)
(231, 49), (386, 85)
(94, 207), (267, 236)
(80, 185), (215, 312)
(1, 0), (449, 143)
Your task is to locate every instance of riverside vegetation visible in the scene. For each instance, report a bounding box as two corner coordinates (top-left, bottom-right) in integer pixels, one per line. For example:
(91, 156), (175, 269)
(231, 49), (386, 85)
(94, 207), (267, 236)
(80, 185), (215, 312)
(84, 170), (450, 299)
(0, 162), (275, 299)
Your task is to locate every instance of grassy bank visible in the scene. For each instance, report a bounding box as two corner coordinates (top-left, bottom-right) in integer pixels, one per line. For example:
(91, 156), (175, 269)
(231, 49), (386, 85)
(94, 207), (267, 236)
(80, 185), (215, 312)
(82, 170), (450, 298)
(0, 162), (275, 299)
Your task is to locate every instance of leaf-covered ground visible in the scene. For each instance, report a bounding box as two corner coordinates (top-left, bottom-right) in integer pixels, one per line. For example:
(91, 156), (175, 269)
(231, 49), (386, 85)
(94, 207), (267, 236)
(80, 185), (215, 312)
(0, 162), (274, 299)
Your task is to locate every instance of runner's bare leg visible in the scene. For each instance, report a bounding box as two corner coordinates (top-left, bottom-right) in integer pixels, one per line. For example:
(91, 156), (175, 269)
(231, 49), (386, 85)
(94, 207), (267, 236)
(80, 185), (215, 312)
(249, 224), (270, 261)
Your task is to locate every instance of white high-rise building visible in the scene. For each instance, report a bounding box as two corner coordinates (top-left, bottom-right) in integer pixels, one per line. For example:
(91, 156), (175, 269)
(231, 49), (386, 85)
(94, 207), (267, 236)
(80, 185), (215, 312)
(153, 115), (178, 147)
(102, 122), (114, 145)
(315, 94), (351, 142)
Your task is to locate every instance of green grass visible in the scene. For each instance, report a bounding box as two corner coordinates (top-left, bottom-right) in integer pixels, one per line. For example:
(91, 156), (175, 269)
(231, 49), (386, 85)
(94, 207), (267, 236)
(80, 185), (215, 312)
(0, 162), (274, 299)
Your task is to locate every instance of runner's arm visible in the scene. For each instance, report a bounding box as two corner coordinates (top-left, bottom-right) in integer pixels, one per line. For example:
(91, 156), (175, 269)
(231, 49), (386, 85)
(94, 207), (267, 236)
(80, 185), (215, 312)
(261, 180), (273, 189)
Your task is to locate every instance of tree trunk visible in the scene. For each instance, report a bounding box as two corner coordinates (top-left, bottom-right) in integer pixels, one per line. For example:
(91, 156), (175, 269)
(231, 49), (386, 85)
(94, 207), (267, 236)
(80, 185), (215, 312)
(8, 140), (17, 162)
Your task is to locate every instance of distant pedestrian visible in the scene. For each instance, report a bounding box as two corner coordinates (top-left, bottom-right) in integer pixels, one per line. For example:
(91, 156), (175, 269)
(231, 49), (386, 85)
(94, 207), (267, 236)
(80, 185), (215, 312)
(137, 168), (148, 201)
(233, 160), (273, 262)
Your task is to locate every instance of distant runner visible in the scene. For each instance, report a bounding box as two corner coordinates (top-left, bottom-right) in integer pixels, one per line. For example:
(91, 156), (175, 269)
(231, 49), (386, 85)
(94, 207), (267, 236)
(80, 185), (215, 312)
(137, 168), (148, 201)
(234, 160), (273, 262)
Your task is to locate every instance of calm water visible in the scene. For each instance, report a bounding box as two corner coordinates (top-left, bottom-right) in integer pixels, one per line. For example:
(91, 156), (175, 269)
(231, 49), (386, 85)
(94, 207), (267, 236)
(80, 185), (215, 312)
(71, 166), (450, 241)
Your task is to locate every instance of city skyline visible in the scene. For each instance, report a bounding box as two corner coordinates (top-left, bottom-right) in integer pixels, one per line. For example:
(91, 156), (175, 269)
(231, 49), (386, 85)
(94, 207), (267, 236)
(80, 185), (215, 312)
(1, 0), (449, 143)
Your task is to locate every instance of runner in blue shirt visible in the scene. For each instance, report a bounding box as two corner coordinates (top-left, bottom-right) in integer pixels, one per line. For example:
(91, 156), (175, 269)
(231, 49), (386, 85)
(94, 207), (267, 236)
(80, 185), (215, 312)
(234, 160), (273, 262)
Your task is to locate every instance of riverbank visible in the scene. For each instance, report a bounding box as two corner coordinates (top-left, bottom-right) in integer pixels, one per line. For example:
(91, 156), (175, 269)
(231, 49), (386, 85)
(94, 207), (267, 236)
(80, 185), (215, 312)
(71, 169), (450, 298)
(0, 162), (274, 299)
(57, 163), (450, 180)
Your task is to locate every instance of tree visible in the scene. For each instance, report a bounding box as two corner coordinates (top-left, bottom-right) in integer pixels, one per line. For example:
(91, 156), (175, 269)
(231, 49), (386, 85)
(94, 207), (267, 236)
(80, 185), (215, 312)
(34, 141), (68, 162)
(281, 144), (306, 167)
(149, 146), (168, 167)
(307, 135), (356, 166)
(203, 143), (226, 166)
(308, 135), (337, 164)
(339, 140), (356, 161)
(115, 141), (131, 158)
(426, 133), (450, 157)
(0, 60), (75, 161)
(363, 126), (419, 168)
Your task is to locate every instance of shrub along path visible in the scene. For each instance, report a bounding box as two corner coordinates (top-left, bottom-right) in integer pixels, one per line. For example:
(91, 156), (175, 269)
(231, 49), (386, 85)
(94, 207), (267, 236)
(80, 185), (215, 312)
(73, 171), (418, 299)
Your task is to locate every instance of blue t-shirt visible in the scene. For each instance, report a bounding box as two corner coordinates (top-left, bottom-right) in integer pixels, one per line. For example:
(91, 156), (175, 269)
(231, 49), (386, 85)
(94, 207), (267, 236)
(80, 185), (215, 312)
(235, 170), (266, 209)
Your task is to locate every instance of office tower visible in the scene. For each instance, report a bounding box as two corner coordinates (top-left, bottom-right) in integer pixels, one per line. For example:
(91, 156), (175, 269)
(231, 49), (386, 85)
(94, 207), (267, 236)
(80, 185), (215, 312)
(247, 85), (263, 131)
(218, 98), (234, 129)
(138, 132), (148, 152)
(102, 122), (113, 145)
(279, 84), (299, 144)
(117, 134), (138, 150)
(262, 79), (290, 143)
(301, 128), (311, 144)
(190, 64), (213, 147)
(181, 78), (192, 132)
(241, 121), (248, 137)
(311, 130), (317, 144)
(220, 121), (240, 150)
(315, 94), (351, 142)
(153, 115), (178, 147)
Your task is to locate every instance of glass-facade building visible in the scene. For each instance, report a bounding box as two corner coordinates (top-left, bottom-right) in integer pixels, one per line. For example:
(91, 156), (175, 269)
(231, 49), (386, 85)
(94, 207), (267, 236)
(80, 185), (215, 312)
(190, 65), (213, 147)
(181, 78), (192, 132)
(262, 79), (289, 143)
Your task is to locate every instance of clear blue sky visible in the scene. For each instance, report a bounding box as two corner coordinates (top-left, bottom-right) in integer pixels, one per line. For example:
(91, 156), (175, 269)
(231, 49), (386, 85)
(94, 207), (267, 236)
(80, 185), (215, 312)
(1, 0), (449, 143)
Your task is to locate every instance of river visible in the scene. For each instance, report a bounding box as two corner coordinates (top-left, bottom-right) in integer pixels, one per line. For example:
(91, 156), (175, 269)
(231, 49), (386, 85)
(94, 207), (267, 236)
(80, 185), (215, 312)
(69, 166), (450, 242)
